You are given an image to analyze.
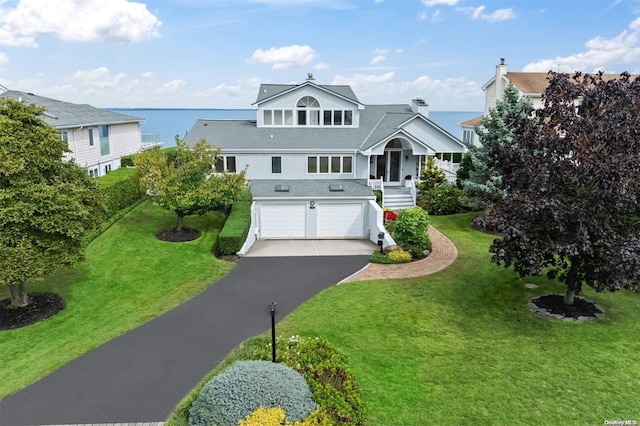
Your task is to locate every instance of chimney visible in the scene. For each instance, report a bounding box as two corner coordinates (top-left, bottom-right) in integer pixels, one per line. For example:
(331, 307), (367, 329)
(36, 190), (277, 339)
(486, 58), (508, 115)
(411, 98), (429, 117)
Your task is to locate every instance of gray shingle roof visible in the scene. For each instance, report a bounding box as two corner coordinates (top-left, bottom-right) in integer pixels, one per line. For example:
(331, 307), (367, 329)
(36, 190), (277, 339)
(250, 179), (374, 199)
(184, 104), (449, 152)
(0, 91), (143, 129)
(254, 82), (360, 105)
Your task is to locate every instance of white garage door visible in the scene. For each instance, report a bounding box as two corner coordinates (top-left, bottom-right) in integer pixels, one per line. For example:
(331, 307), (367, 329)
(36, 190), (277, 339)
(317, 203), (363, 238)
(261, 204), (307, 238)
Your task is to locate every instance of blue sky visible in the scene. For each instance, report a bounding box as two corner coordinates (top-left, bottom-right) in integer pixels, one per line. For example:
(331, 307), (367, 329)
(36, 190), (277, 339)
(1, 0), (638, 110)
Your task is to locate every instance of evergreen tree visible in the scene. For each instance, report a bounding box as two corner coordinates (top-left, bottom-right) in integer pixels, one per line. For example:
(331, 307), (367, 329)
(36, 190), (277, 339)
(462, 83), (532, 208)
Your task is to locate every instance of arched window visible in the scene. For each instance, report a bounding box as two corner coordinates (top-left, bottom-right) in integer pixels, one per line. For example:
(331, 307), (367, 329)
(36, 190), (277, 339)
(296, 96), (320, 125)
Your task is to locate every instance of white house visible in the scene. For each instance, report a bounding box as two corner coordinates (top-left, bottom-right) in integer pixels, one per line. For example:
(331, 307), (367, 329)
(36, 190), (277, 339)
(0, 90), (144, 178)
(460, 58), (632, 145)
(184, 74), (466, 246)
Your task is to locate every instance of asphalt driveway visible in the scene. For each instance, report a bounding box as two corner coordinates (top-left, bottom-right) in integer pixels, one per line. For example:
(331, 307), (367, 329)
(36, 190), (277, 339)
(0, 255), (370, 425)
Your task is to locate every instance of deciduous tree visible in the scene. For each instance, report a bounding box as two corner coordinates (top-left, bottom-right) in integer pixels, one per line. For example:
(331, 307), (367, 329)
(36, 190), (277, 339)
(0, 99), (106, 307)
(135, 138), (247, 231)
(487, 72), (640, 305)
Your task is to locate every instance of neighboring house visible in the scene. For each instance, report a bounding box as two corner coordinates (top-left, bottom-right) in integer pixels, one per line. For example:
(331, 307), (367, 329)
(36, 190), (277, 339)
(185, 74), (466, 247)
(460, 58), (632, 146)
(0, 89), (144, 178)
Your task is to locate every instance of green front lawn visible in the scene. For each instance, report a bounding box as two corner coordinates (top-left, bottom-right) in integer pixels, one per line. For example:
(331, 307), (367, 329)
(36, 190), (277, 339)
(0, 200), (233, 399)
(268, 213), (640, 424)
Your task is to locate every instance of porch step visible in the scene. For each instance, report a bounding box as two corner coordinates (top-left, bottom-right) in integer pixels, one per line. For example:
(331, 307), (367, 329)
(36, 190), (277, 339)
(383, 192), (415, 210)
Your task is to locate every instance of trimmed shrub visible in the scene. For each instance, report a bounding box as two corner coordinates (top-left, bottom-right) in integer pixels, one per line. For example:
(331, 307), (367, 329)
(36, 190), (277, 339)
(120, 154), (136, 167)
(189, 360), (317, 426)
(417, 183), (465, 215)
(216, 188), (252, 255)
(392, 206), (430, 257)
(96, 168), (145, 217)
(387, 250), (412, 263)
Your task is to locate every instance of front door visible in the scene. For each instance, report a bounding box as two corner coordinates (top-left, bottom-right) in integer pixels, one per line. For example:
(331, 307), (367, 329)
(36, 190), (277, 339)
(376, 151), (402, 185)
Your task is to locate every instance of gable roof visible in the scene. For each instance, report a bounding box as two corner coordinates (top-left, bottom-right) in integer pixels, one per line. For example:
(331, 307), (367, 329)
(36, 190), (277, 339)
(254, 81), (362, 106)
(0, 90), (143, 129)
(185, 103), (462, 153)
(460, 115), (483, 127)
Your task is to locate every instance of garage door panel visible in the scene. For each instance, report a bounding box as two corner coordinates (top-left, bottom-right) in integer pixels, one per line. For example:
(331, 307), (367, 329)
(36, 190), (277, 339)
(261, 204), (306, 238)
(318, 203), (363, 238)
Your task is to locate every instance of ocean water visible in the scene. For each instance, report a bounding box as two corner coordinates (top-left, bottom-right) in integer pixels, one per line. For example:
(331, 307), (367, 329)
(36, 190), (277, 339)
(108, 108), (481, 148)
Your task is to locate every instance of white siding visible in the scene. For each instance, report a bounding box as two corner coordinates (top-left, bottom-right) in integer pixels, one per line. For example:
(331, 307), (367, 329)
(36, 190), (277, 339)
(233, 153), (358, 180)
(257, 85), (360, 127)
(402, 120), (465, 154)
(65, 122), (141, 177)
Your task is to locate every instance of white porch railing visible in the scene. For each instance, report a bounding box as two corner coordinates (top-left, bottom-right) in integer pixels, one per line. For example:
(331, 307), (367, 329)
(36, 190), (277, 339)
(368, 178), (384, 205)
(435, 159), (461, 174)
(404, 176), (417, 205)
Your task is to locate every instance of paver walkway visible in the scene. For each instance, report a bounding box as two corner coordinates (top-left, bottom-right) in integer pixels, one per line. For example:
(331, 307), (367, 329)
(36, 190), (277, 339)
(341, 226), (458, 282)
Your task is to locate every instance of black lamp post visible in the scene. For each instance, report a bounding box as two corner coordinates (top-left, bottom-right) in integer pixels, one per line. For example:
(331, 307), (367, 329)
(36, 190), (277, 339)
(269, 300), (277, 362)
(377, 232), (385, 254)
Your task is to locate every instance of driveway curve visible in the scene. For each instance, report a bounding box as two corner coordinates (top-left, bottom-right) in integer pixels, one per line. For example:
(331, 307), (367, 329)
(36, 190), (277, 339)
(0, 255), (370, 425)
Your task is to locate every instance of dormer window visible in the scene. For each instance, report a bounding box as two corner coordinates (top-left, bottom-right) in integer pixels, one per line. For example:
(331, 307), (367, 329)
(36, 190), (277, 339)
(297, 96), (320, 125)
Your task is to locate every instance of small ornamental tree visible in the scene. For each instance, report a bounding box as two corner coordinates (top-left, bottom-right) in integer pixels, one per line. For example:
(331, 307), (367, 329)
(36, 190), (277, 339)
(0, 99), (106, 307)
(416, 156), (446, 192)
(462, 83), (532, 208)
(135, 137), (247, 231)
(487, 71), (640, 305)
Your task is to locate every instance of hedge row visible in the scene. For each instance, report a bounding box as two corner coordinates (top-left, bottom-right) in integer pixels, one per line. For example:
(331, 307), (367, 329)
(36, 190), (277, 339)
(82, 168), (146, 247)
(96, 168), (146, 218)
(216, 188), (252, 255)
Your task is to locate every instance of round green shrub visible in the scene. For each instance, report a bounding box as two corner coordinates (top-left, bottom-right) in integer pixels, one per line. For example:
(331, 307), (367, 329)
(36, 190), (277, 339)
(417, 183), (464, 215)
(189, 360), (317, 426)
(392, 206), (430, 252)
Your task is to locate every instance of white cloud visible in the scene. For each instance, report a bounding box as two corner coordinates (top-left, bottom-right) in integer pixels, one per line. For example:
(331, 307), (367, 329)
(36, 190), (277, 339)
(73, 67), (126, 88)
(524, 20), (640, 73)
(330, 71), (483, 110)
(457, 5), (516, 22)
(249, 45), (317, 69)
(422, 0), (458, 6)
(195, 83), (243, 99)
(331, 72), (396, 92)
(0, 52), (8, 64)
(314, 62), (330, 70)
(0, 0), (161, 46)
(155, 79), (186, 95)
(142, 72), (153, 78)
(370, 55), (386, 65)
(374, 48), (390, 55)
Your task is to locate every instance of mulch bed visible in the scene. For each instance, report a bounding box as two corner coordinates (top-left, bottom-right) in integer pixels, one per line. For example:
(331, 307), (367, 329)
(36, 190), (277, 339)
(156, 228), (201, 242)
(532, 294), (603, 319)
(0, 293), (66, 331)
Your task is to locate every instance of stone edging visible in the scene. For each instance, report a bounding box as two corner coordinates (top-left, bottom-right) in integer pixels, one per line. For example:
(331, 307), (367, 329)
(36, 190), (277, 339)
(528, 294), (605, 322)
